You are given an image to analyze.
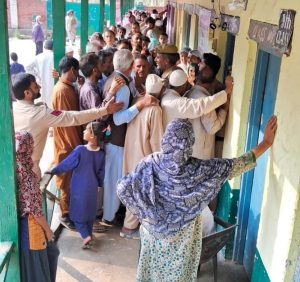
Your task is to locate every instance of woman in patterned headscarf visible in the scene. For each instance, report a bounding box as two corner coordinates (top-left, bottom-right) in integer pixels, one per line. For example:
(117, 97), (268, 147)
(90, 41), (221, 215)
(117, 116), (277, 282)
(16, 131), (59, 282)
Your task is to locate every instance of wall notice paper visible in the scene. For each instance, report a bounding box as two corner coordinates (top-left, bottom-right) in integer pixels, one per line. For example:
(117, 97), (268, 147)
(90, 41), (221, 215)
(197, 7), (211, 53)
(228, 0), (248, 11)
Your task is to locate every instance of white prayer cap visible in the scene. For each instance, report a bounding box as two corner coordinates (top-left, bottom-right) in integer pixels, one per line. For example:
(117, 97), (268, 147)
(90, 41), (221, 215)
(188, 49), (202, 59)
(65, 45), (74, 54)
(145, 74), (165, 93)
(169, 69), (187, 87)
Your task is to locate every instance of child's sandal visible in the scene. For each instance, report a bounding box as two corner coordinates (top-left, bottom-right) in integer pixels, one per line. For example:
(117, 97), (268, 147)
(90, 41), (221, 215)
(82, 241), (92, 250)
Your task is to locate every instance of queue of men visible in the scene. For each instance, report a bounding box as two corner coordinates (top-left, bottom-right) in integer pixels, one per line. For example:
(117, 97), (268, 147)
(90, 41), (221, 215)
(11, 8), (233, 240)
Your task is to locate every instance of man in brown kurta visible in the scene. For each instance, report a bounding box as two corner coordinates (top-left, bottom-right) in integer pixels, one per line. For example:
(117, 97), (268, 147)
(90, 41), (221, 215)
(52, 57), (84, 228)
(120, 74), (165, 239)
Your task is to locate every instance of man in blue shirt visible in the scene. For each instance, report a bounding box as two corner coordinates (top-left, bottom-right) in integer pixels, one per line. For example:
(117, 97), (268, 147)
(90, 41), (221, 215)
(10, 52), (25, 76)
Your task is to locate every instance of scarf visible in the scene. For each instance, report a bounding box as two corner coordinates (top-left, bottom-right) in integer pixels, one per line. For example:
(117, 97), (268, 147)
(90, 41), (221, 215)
(117, 119), (234, 237)
(15, 131), (42, 217)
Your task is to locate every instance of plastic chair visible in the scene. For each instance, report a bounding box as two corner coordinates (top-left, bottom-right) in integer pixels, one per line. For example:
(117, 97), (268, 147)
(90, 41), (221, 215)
(199, 216), (237, 282)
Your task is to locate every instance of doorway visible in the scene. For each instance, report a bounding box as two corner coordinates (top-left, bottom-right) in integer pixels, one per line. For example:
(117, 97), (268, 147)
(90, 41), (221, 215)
(235, 49), (281, 276)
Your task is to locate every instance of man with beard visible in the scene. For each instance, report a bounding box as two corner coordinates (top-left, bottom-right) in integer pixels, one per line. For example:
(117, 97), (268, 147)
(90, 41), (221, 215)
(185, 53), (231, 160)
(161, 68), (233, 235)
(185, 53), (233, 231)
(131, 54), (150, 96)
(79, 53), (124, 111)
(161, 69), (232, 131)
(101, 49), (158, 226)
(97, 50), (114, 90)
(12, 72), (123, 181)
(155, 44), (180, 86)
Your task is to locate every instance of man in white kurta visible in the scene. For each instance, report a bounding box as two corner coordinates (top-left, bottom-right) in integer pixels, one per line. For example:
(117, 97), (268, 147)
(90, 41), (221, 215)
(120, 74), (165, 239)
(186, 52), (232, 218)
(160, 69), (233, 235)
(26, 39), (54, 107)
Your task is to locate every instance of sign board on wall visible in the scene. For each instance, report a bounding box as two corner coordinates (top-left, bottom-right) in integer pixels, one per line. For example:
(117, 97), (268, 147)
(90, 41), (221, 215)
(248, 10), (296, 56)
(248, 20), (278, 50)
(274, 9), (296, 55)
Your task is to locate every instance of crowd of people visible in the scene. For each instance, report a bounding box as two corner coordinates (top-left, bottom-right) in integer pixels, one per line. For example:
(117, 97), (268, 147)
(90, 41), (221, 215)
(10, 8), (277, 282)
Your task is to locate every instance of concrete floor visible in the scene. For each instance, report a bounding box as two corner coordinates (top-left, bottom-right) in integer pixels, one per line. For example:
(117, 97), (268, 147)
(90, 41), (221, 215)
(56, 226), (249, 282)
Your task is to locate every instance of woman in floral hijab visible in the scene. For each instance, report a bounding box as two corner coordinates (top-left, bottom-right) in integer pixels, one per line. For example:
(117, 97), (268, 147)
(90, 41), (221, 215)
(117, 117), (277, 282)
(16, 131), (59, 282)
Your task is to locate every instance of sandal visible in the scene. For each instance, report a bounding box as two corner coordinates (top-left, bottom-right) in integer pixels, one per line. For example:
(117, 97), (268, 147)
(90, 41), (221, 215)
(82, 241), (92, 249)
(82, 236), (92, 249)
(93, 222), (107, 233)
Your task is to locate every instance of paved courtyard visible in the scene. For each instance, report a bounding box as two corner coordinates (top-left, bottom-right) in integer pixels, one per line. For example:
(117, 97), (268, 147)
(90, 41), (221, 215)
(56, 226), (249, 282)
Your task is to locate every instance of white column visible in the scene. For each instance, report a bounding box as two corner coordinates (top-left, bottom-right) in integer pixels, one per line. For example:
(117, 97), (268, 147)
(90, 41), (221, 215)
(9, 0), (18, 28)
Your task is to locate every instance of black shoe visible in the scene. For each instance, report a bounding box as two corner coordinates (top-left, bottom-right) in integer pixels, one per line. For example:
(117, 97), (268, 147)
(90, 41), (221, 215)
(60, 216), (76, 231)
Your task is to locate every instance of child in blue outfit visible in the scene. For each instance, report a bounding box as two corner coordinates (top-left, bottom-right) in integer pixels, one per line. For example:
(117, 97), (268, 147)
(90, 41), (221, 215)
(10, 52), (25, 75)
(51, 121), (106, 248)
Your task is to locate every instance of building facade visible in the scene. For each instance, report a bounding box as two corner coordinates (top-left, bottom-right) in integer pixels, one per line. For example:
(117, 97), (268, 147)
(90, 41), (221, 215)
(167, 0), (300, 281)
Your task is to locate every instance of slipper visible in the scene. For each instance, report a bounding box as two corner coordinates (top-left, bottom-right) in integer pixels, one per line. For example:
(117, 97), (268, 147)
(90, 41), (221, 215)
(82, 241), (92, 250)
(93, 226), (107, 233)
(93, 222), (107, 233)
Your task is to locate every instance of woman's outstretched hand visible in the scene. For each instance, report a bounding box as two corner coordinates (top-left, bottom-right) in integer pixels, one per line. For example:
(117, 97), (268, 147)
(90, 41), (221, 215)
(263, 115), (277, 146)
(252, 115), (278, 159)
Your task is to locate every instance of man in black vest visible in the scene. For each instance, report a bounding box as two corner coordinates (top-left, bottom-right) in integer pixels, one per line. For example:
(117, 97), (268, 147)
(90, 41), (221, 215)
(101, 49), (158, 225)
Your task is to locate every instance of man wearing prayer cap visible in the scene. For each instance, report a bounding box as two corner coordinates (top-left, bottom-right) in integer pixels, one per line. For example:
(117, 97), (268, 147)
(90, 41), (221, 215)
(178, 47), (191, 74)
(120, 74), (165, 239)
(65, 45), (74, 58)
(186, 52), (231, 162)
(161, 68), (232, 138)
(161, 68), (234, 236)
(155, 44), (181, 86)
(188, 49), (202, 65)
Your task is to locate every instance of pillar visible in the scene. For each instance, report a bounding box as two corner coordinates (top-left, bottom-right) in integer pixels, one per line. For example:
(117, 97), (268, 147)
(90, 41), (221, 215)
(9, 0), (18, 28)
(99, 0), (105, 33)
(110, 0), (116, 26)
(120, 0), (124, 21)
(52, 0), (65, 71)
(80, 0), (88, 55)
(0, 0), (20, 280)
